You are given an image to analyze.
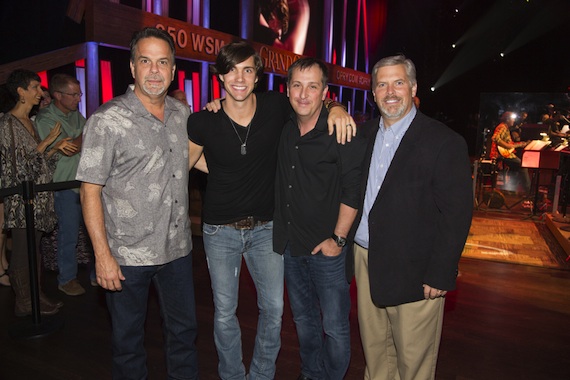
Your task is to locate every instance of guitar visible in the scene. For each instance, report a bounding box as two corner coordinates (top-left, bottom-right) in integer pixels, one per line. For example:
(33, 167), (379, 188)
(497, 142), (528, 158)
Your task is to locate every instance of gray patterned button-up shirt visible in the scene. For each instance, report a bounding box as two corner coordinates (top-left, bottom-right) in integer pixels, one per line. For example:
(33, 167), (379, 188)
(76, 86), (192, 266)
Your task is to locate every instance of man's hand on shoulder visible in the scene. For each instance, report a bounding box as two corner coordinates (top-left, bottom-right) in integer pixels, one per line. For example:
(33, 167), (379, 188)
(326, 101), (357, 144)
(204, 98), (223, 112)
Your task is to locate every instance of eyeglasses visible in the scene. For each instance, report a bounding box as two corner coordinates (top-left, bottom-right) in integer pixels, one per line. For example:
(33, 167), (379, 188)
(57, 91), (83, 98)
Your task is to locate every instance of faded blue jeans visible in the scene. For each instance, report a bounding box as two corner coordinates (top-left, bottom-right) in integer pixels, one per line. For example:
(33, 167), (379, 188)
(54, 190), (82, 285)
(106, 253), (199, 380)
(284, 245), (351, 380)
(202, 222), (284, 380)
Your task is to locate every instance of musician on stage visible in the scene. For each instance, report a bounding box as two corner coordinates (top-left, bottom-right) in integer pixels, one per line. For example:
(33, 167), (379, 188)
(490, 111), (530, 193)
(510, 111), (528, 142)
(546, 110), (567, 146)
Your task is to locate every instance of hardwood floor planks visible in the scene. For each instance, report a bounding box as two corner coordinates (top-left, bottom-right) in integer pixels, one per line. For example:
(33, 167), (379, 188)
(0, 243), (569, 379)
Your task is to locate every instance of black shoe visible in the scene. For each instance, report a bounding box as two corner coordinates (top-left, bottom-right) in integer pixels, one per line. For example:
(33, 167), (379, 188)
(297, 375), (312, 380)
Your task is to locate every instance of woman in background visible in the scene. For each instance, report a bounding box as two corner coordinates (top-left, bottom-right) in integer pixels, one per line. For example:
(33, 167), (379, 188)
(0, 69), (78, 316)
(0, 85), (12, 287)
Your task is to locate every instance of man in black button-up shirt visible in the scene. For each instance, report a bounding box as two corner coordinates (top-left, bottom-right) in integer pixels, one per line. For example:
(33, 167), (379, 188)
(273, 57), (366, 380)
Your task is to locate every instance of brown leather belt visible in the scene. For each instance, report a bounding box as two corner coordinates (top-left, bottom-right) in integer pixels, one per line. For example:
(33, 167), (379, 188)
(223, 216), (270, 230)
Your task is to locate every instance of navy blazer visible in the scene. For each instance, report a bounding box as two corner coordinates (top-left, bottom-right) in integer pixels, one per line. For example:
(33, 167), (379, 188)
(349, 111), (472, 307)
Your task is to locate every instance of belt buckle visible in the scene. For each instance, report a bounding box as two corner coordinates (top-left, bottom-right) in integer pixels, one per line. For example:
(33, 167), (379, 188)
(236, 216), (255, 230)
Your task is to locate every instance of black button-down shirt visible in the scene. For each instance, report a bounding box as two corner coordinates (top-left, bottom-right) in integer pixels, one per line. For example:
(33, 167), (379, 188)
(273, 106), (367, 256)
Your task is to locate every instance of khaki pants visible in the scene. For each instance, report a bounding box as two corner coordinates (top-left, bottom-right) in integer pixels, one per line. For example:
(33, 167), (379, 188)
(354, 244), (445, 380)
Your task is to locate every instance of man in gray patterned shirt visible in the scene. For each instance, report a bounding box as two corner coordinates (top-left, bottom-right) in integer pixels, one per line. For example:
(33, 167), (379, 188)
(77, 28), (198, 379)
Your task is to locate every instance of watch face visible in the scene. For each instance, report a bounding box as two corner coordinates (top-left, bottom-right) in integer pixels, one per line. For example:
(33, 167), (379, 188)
(332, 233), (346, 247)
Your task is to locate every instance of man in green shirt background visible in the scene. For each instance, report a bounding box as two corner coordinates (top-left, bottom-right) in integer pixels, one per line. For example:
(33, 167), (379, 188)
(36, 73), (86, 296)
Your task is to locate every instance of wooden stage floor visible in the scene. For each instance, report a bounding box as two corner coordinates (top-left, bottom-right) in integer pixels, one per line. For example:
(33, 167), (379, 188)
(1, 223), (569, 379)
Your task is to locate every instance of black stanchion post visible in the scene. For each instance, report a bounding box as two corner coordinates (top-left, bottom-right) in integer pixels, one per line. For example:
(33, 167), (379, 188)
(23, 181), (42, 324)
(9, 181), (64, 339)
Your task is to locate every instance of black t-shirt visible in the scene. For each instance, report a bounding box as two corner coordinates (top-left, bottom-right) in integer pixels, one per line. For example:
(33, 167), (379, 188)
(187, 91), (291, 224)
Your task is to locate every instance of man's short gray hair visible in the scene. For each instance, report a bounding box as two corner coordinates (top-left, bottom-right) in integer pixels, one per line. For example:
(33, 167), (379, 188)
(371, 54), (417, 90)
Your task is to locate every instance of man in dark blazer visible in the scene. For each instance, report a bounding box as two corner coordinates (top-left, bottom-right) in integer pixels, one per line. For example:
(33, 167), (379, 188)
(349, 55), (472, 380)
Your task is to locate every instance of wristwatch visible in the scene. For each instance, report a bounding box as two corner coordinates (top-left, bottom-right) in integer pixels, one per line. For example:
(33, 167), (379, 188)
(331, 233), (347, 247)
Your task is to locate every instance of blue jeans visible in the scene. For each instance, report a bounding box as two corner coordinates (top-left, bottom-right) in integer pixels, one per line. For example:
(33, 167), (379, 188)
(202, 222), (284, 380)
(284, 245), (351, 380)
(55, 190), (82, 285)
(106, 254), (199, 380)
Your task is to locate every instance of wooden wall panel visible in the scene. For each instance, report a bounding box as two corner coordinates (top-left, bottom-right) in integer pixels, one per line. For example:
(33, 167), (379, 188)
(0, 44), (88, 84)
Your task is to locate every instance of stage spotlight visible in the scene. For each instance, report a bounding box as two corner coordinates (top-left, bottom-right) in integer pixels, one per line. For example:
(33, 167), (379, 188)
(452, 44), (456, 48)
(430, 87), (435, 92)
(500, 52), (505, 57)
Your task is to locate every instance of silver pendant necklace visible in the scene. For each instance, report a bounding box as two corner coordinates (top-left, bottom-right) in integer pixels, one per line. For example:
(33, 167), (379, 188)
(226, 114), (252, 155)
